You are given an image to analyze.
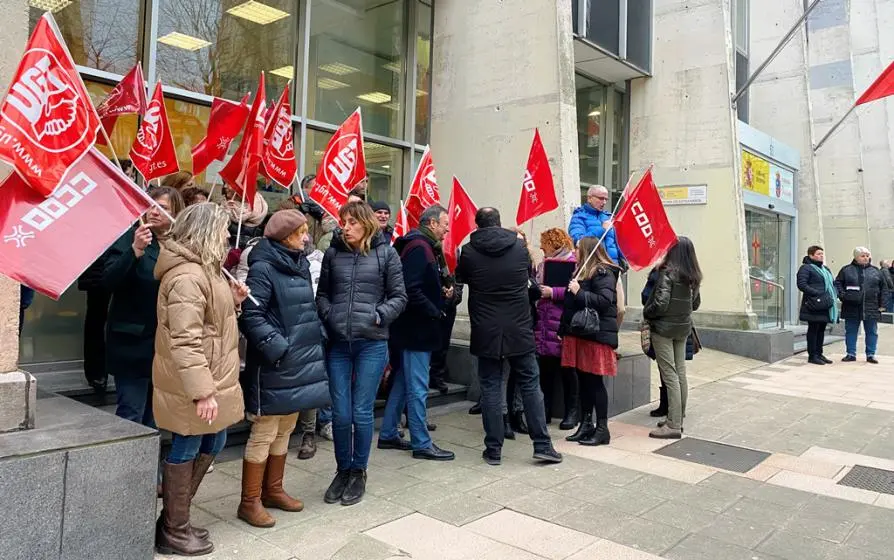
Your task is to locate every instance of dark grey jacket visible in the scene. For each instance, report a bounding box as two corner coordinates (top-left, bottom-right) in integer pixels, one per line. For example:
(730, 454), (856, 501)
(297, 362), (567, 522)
(643, 268), (701, 340)
(316, 231), (407, 342)
(835, 261), (887, 321)
(239, 239), (330, 416)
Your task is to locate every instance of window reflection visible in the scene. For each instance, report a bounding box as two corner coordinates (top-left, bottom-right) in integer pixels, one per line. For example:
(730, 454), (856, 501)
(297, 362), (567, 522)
(307, 0), (406, 138)
(576, 75), (604, 201)
(155, 0), (294, 100)
(20, 288), (87, 364)
(415, 0), (432, 145)
(29, 0), (143, 75)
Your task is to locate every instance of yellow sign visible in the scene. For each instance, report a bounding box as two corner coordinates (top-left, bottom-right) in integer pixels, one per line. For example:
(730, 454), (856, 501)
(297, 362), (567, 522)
(657, 184), (707, 205)
(741, 150), (770, 196)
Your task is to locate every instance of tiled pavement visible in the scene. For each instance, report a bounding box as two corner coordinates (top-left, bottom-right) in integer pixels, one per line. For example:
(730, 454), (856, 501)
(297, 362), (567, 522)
(157, 327), (894, 560)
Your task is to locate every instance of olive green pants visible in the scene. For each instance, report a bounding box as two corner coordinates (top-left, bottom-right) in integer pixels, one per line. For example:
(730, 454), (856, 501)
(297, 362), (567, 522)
(651, 332), (688, 429)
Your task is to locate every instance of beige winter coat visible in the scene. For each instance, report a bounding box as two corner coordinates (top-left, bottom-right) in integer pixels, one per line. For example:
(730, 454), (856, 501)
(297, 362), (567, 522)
(152, 240), (244, 436)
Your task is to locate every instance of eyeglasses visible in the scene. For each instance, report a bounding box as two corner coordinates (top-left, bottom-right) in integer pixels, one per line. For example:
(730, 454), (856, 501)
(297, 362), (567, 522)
(589, 195), (608, 201)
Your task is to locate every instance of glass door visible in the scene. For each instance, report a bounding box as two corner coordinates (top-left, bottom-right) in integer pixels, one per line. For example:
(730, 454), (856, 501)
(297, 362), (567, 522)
(745, 208), (792, 328)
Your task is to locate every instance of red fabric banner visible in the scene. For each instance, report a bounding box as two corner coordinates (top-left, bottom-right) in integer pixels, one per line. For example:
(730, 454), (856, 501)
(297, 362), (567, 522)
(95, 62), (146, 145)
(405, 146), (440, 230)
(443, 177), (478, 272)
(0, 148), (153, 298)
(516, 128), (558, 226)
(856, 61), (894, 105)
(612, 169), (678, 271)
(129, 81), (179, 181)
(309, 108), (367, 220)
(261, 85), (297, 189)
(191, 95), (250, 175)
(220, 73), (266, 209)
(0, 13), (101, 197)
(392, 200), (409, 245)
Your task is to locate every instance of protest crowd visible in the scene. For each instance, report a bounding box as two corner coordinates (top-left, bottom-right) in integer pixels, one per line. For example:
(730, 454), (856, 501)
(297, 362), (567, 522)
(3, 12), (892, 557)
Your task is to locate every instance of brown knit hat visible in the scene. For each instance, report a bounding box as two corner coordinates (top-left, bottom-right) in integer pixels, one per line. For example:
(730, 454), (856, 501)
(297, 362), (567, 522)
(264, 209), (307, 241)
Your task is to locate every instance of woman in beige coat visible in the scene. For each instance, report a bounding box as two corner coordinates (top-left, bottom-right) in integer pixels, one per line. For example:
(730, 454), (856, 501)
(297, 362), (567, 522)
(153, 203), (249, 557)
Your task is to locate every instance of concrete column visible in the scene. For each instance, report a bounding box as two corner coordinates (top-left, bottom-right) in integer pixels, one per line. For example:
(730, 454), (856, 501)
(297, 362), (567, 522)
(747, 0), (825, 257)
(0, 0), (36, 433)
(627, 0), (756, 329)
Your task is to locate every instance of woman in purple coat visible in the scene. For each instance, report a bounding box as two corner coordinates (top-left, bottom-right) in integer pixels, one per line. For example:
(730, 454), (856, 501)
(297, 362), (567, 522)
(534, 228), (579, 431)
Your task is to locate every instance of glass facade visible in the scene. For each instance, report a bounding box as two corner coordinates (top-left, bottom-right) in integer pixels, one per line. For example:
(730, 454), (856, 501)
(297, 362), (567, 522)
(745, 208), (792, 327)
(575, 74), (629, 206)
(22, 0), (432, 366)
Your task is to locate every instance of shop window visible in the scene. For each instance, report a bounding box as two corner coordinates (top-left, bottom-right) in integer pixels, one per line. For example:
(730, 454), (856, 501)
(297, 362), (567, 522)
(154, 0), (295, 101)
(28, 0), (144, 75)
(306, 0), (406, 138)
(576, 75), (605, 202)
(611, 89), (626, 200)
(415, 0), (433, 145)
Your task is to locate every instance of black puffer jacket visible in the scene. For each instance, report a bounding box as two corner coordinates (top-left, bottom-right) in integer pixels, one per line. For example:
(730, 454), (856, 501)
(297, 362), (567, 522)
(559, 267), (619, 348)
(797, 256), (834, 323)
(643, 268), (701, 339)
(240, 239), (330, 416)
(835, 261), (887, 321)
(317, 230), (407, 342)
(456, 227), (535, 359)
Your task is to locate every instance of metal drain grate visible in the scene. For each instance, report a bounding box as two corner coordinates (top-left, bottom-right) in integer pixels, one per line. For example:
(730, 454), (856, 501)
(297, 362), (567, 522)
(653, 438), (770, 473)
(838, 465), (894, 495)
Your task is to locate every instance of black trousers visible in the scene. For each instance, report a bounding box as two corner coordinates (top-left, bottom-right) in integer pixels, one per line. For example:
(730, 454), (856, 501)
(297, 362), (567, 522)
(578, 371), (608, 421)
(478, 352), (550, 454)
(83, 289), (111, 385)
(430, 303), (457, 380)
(806, 321), (827, 358)
(537, 355), (562, 420)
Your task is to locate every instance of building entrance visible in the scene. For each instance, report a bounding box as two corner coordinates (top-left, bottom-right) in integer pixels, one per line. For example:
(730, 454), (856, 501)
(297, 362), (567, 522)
(745, 208), (792, 328)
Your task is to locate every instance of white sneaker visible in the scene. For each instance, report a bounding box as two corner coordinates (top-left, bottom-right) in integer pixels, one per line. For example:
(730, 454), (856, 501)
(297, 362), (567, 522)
(206, 461), (214, 473)
(319, 422), (334, 441)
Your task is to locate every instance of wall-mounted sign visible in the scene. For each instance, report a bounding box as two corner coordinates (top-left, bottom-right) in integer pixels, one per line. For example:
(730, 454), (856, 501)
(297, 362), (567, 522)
(658, 184), (707, 206)
(741, 149), (795, 204)
(769, 164), (794, 204)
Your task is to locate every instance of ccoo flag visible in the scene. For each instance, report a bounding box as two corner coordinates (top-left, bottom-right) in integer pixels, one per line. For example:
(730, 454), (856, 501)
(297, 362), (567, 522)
(220, 73), (266, 208)
(443, 177), (478, 272)
(192, 95), (250, 175)
(405, 146), (440, 229)
(0, 13), (102, 197)
(516, 128), (558, 226)
(612, 168), (677, 271)
(95, 62), (147, 145)
(129, 81), (179, 181)
(309, 108), (367, 220)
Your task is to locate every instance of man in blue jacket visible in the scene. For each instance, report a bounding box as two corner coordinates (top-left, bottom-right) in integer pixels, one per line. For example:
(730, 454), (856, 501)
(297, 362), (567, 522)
(378, 205), (455, 461)
(568, 185), (625, 265)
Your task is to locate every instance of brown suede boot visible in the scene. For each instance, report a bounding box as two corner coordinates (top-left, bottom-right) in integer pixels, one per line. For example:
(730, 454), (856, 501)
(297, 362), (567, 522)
(156, 461), (214, 556)
(261, 454), (304, 512)
(237, 460), (275, 528)
(188, 454), (215, 540)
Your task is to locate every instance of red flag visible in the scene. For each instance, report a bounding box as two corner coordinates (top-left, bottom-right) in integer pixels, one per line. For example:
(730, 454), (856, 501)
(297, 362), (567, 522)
(0, 148), (153, 298)
(612, 169), (677, 271)
(516, 129), (559, 225)
(191, 94), (250, 175)
(0, 13), (101, 197)
(392, 199), (409, 245)
(443, 177), (478, 272)
(261, 85), (297, 188)
(95, 62), (147, 145)
(309, 108), (367, 219)
(405, 146), (440, 229)
(856, 61), (894, 105)
(220, 73), (266, 209)
(129, 82), (179, 181)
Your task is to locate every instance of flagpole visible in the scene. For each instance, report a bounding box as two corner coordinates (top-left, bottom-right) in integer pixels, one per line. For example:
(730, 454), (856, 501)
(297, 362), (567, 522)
(814, 102), (858, 152)
(98, 125), (123, 170)
(221, 267), (259, 306)
(234, 187), (248, 249)
(206, 176), (220, 201)
(573, 171), (637, 281)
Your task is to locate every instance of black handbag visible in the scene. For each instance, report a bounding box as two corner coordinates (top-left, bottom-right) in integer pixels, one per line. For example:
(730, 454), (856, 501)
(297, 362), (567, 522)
(804, 292), (833, 313)
(569, 308), (600, 337)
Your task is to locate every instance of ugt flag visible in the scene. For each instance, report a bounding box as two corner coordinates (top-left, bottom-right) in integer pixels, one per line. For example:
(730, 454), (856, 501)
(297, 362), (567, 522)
(612, 168), (677, 271)
(309, 108), (367, 220)
(220, 73), (266, 208)
(516, 128), (558, 226)
(129, 81), (179, 181)
(443, 177), (478, 272)
(261, 84), (297, 188)
(192, 95), (250, 175)
(405, 146), (440, 229)
(96, 62), (147, 145)
(0, 13), (101, 197)
(0, 148), (154, 298)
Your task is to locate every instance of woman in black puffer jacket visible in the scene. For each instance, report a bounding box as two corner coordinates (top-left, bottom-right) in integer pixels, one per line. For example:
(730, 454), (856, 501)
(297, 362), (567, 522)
(317, 201), (407, 507)
(797, 245), (837, 365)
(237, 210), (330, 528)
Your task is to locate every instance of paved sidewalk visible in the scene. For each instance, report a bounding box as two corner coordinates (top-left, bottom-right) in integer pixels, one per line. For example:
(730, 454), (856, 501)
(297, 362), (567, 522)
(157, 327), (894, 560)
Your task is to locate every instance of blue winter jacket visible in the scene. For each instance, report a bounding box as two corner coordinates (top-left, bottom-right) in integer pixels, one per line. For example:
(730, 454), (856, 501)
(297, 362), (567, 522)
(568, 204), (623, 264)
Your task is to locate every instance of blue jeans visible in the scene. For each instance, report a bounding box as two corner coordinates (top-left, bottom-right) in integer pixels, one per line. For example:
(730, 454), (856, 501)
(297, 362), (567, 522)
(114, 376), (156, 429)
(845, 318), (879, 357)
(328, 340), (389, 471)
(167, 430), (228, 464)
(318, 406), (332, 425)
(380, 349), (433, 450)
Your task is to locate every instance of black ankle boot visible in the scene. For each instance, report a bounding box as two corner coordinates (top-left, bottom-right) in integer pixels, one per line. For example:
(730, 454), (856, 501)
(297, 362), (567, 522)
(503, 414), (515, 440)
(559, 370), (580, 430)
(580, 418), (610, 446)
(566, 412), (593, 442)
(341, 469), (367, 506)
(650, 386), (668, 417)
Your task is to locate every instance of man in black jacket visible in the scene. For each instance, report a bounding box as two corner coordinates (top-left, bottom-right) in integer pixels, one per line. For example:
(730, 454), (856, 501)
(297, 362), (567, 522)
(379, 205), (455, 460)
(457, 207), (562, 466)
(835, 247), (888, 363)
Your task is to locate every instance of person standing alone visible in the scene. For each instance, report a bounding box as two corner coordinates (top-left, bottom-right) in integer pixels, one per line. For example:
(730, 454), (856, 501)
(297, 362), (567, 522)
(836, 247), (887, 363)
(797, 246), (837, 365)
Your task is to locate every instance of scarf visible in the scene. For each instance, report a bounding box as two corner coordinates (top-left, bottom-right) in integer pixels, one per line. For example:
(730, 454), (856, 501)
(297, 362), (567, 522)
(419, 225), (451, 286)
(812, 263), (839, 324)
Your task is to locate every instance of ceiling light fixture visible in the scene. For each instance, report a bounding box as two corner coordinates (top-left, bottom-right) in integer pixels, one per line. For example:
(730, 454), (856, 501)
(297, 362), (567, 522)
(317, 77), (349, 90)
(383, 62), (402, 73)
(158, 32), (212, 51)
(357, 92), (392, 104)
(270, 65), (294, 79)
(416, 89), (428, 97)
(383, 102), (400, 111)
(588, 110), (601, 117)
(319, 62), (359, 76)
(226, 1), (290, 25)
(29, 0), (72, 12)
